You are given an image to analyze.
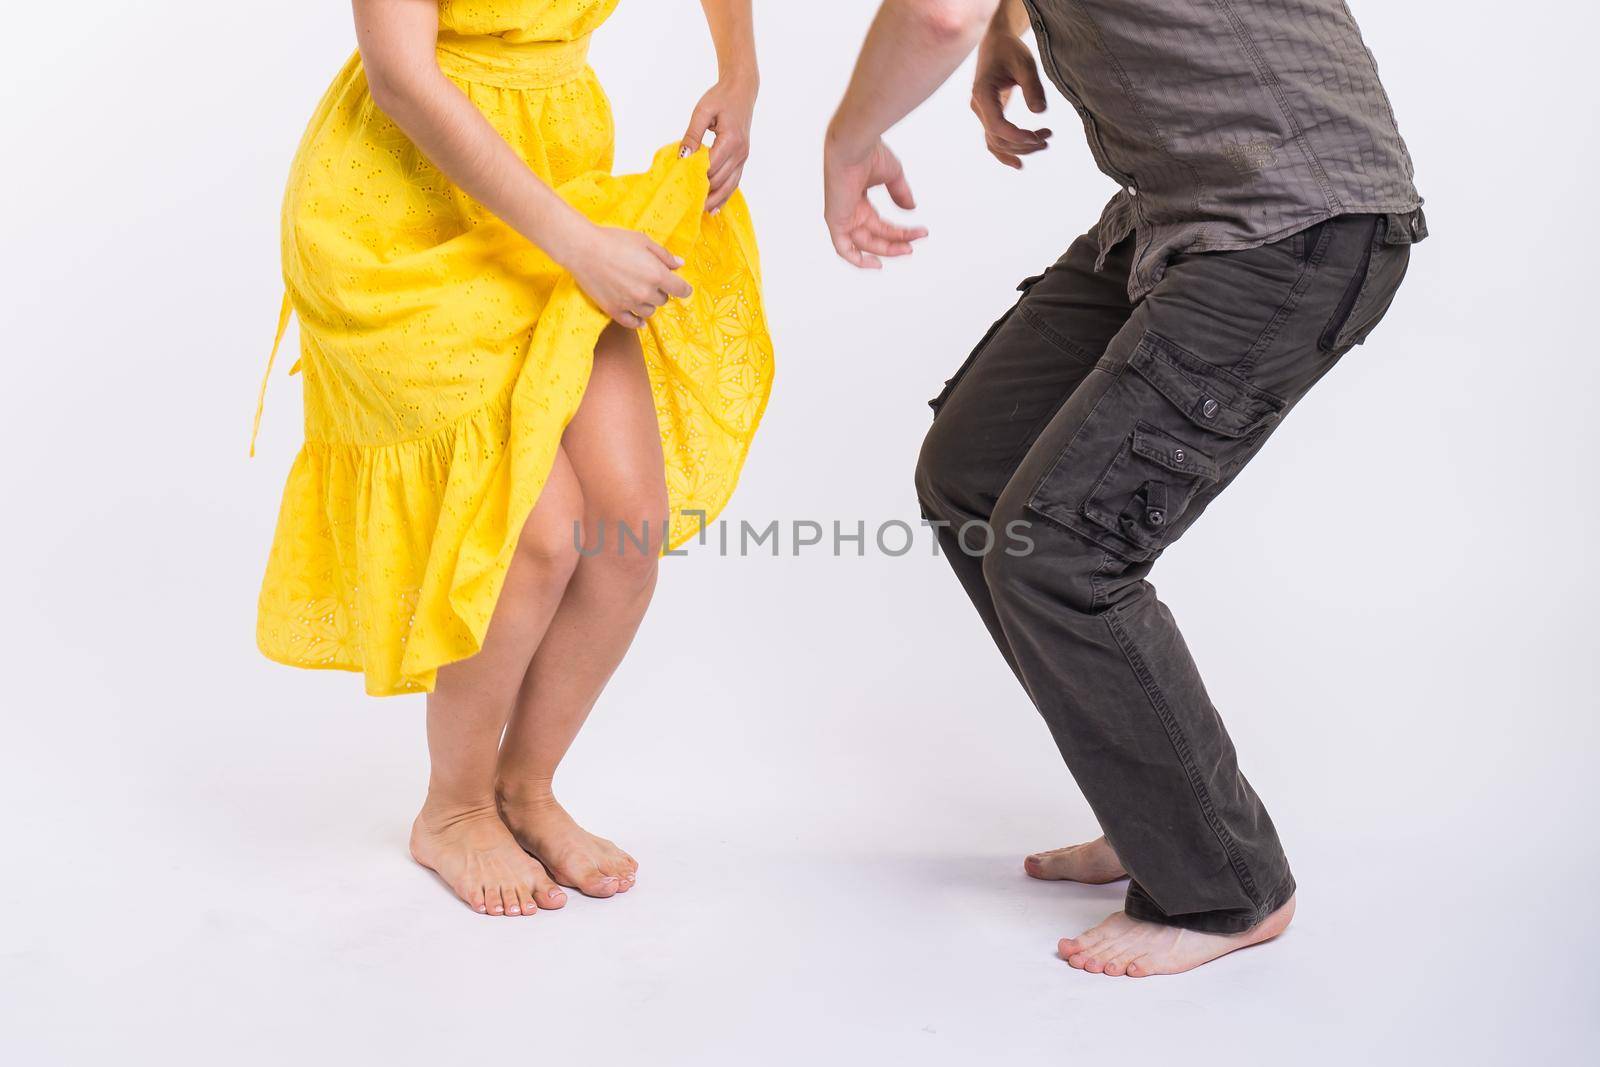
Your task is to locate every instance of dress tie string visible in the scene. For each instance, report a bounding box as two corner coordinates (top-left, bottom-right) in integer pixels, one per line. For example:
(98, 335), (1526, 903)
(250, 292), (294, 457)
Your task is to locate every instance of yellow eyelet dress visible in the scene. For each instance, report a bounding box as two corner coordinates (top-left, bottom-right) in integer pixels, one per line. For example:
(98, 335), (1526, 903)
(254, 0), (773, 696)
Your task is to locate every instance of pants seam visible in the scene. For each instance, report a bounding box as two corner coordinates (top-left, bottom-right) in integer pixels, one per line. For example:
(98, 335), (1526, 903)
(1103, 608), (1264, 909)
(1237, 221), (1331, 375)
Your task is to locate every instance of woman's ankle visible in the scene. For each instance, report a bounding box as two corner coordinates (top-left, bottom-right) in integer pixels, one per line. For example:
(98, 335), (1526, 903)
(418, 788), (501, 826)
(495, 773), (559, 808)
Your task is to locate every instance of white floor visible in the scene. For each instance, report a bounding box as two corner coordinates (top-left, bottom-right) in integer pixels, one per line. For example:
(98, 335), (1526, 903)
(6, 3), (1599, 1062)
(4, 540), (1596, 1065)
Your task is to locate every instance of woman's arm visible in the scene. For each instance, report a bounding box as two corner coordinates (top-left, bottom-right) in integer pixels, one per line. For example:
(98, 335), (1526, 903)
(351, 0), (690, 328)
(679, 0), (759, 211)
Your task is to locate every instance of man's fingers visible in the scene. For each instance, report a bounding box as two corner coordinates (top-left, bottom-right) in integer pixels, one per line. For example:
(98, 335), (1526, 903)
(865, 216), (927, 244)
(972, 86), (1007, 126)
(830, 231), (864, 267)
(1017, 58), (1049, 114)
(830, 230), (882, 270)
(975, 99), (1050, 153)
(990, 118), (1052, 151)
(884, 172), (916, 211)
(985, 134), (1023, 168)
(853, 230), (915, 258)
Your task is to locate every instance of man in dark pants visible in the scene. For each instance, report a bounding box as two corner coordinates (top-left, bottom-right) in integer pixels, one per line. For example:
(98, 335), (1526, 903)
(823, 0), (1423, 976)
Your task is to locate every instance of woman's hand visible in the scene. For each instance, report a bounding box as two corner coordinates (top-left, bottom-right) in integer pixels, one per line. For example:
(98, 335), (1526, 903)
(680, 73), (757, 213)
(971, 27), (1052, 169)
(561, 223), (693, 330)
(822, 133), (928, 270)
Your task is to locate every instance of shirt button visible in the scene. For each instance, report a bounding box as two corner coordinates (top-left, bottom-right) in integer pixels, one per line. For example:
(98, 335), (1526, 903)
(1146, 508), (1166, 526)
(1172, 448), (1187, 465)
(1126, 185), (1139, 197)
(1200, 398), (1219, 419)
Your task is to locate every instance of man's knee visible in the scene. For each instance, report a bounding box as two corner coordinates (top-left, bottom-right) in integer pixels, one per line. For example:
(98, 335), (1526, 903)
(981, 495), (1104, 616)
(915, 417), (987, 523)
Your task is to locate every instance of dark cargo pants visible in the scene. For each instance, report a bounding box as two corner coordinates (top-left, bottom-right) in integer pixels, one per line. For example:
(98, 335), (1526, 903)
(915, 212), (1417, 932)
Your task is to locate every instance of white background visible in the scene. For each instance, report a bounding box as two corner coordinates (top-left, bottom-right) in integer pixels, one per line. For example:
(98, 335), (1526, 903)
(2, 2), (1596, 1063)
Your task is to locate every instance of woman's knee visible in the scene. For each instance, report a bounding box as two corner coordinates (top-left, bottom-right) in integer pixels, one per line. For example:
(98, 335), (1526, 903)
(579, 510), (663, 589)
(515, 484), (585, 586)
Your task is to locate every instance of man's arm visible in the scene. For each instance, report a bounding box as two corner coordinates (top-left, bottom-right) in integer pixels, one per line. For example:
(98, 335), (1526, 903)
(971, 0), (1052, 169)
(822, 0), (1000, 267)
(826, 0), (998, 160)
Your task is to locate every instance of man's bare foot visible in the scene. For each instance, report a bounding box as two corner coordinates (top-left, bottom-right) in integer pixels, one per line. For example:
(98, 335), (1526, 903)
(1024, 836), (1128, 884)
(497, 785), (637, 898)
(1058, 895), (1296, 977)
(409, 799), (568, 916)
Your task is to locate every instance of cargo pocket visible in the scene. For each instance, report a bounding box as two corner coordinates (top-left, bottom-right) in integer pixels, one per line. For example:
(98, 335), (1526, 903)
(1081, 422), (1219, 555)
(928, 273), (1045, 414)
(1027, 331), (1286, 562)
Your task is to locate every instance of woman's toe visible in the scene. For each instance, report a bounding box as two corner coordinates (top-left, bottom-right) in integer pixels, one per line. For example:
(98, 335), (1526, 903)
(531, 869), (566, 910)
(464, 884), (488, 914)
(512, 883), (538, 916)
(570, 864), (618, 897)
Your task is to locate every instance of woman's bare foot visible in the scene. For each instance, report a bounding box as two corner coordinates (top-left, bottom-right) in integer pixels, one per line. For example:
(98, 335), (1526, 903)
(409, 799), (568, 916)
(497, 785), (637, 898)
(1058, 895), (1296, 977)
(1024, 836), (1128, 884)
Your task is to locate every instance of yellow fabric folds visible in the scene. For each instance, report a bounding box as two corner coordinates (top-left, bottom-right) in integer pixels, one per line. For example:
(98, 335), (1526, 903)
(256, 2), (773, 695)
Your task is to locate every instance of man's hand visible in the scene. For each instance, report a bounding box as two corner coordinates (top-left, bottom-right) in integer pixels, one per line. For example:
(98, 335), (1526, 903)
(971, 27), (1051, 169)
(822, 135), (929, 269)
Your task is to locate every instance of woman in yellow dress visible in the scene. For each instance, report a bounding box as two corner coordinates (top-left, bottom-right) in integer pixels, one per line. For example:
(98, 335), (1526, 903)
(254, 0), (772, 916)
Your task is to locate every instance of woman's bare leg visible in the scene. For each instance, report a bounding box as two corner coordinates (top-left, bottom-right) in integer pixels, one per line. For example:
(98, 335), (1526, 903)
(408, 450), (586, 916)
(496, 325), (667, 897)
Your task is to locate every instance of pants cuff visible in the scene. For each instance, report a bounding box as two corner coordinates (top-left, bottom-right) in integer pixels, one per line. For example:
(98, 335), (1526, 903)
(1123, 872), (1297, 935)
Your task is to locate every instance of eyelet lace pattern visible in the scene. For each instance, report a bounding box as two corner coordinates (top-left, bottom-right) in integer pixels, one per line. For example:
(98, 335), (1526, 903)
(255, 1), (773, 695)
